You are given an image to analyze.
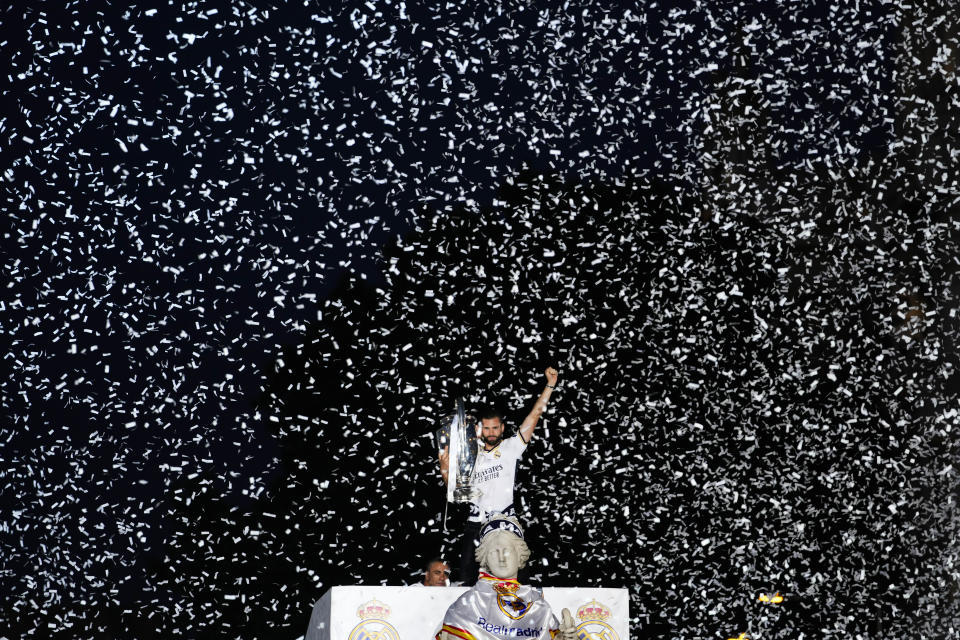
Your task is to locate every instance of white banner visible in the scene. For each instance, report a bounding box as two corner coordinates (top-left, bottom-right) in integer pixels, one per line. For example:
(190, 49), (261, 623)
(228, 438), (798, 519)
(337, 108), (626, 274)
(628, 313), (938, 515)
(304, 585), (629, 640)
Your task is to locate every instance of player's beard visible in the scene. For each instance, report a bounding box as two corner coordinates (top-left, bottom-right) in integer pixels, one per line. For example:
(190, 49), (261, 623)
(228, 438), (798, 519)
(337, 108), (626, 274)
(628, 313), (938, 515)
(483, 434), (503, 447)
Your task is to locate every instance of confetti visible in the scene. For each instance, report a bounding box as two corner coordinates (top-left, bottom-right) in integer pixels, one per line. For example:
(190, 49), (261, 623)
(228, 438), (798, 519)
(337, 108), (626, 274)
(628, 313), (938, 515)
(3, 1), (958, 639)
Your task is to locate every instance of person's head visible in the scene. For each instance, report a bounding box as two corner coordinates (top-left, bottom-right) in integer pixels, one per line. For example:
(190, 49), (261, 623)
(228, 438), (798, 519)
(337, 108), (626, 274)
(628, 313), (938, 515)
(422, 558), (450, 586)
(477, 406), (505, 448)
(475, 517), (530, 579)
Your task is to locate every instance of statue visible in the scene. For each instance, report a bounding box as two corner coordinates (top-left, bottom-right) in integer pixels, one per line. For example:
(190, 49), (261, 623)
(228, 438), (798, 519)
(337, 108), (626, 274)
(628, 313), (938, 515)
(436, 516), (577, 640)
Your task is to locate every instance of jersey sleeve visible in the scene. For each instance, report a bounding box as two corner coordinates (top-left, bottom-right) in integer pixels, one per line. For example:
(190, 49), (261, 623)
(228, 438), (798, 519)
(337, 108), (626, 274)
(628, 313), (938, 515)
(507, 432), (528, 458)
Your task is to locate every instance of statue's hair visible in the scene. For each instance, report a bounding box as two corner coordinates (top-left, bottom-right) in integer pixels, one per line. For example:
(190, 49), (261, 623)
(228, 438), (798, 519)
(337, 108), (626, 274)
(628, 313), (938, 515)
(475, 530), (531, 571)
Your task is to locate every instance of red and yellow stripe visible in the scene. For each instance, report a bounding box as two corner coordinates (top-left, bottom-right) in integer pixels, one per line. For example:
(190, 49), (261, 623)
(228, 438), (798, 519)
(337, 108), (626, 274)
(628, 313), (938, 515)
(436, 624), (477, 640)
(478, 572), (520, 588)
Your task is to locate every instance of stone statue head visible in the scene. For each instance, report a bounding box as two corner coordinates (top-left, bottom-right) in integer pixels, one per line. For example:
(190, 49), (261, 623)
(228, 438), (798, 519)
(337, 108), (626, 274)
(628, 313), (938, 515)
(475, 516), (531, 579)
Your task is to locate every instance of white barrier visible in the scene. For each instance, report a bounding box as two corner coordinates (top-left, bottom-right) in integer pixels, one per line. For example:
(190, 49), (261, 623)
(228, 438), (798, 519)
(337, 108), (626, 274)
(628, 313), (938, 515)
(305, 585), (629, 640)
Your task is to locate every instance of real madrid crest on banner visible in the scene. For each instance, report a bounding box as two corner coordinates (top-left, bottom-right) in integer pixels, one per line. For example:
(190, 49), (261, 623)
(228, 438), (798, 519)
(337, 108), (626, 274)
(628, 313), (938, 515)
(349, 599), (400, 640)
(574, 599), (618, 640)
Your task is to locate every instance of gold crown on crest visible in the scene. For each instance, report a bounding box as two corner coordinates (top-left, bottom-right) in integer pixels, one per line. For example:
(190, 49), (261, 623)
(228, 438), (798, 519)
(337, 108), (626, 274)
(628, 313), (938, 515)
(577, 599), (612, 622)
(357, 599), (391, 620)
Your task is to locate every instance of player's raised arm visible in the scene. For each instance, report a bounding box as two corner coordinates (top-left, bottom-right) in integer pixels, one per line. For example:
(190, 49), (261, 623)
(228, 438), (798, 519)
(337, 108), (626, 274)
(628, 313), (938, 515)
(518, 367), (558, 443)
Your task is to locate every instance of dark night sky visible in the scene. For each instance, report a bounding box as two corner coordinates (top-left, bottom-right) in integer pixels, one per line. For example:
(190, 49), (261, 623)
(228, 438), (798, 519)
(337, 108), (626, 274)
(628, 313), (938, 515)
(3, 1), (959, 638)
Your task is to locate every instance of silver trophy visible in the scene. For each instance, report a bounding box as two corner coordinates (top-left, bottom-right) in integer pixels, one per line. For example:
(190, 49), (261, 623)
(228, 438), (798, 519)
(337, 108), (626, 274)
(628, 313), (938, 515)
(436, 398), (480, 503)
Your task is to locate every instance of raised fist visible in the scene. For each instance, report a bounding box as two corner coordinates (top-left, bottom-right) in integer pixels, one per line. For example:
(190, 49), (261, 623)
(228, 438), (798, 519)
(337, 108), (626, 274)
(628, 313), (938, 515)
(545, 367), (559, 387)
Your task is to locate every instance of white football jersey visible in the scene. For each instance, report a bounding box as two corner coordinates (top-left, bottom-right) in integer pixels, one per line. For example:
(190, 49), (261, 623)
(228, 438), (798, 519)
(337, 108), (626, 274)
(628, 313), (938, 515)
(468, 433), (527, 523)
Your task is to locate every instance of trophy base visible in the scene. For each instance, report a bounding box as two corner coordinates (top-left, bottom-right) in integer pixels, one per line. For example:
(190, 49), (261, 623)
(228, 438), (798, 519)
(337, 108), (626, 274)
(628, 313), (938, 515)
(452, 486), (481, 503)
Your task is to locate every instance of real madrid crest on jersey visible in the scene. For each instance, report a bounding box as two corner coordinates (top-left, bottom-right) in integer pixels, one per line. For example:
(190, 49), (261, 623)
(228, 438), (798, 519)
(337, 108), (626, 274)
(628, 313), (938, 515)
(574, 599), (619, 640)
(349, 599), (400, 640)
(479, 441), (503, 458)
